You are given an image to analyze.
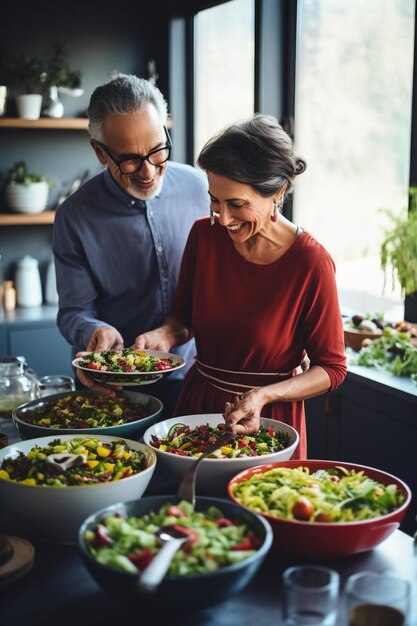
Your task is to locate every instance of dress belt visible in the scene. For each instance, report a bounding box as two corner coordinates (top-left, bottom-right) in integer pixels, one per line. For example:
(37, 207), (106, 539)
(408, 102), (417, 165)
(195, 359), (301, 396)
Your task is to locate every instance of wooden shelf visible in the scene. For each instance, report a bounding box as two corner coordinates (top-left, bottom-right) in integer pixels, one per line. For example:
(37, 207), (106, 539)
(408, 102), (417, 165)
(0, 117), (173, 130)
(0, 210), (55, 225)
(0, 118), (89, 129)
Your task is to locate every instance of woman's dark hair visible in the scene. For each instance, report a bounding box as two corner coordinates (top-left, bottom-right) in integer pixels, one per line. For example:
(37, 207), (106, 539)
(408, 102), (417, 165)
(197, 113), (306, 198)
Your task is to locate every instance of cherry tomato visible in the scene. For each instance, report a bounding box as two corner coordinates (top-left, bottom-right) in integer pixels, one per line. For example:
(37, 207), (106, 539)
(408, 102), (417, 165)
(292, 496), (315, 520)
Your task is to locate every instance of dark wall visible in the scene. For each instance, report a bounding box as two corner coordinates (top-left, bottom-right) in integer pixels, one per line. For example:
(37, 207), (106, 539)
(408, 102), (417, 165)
(0, 0), (170, 281)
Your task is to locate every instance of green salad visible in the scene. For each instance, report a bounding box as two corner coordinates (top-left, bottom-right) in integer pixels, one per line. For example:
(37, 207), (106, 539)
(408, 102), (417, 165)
(231, 465), (405, 522)
(84, 499), (261, 575)
(353, 331), (417, 384)
(0, 437), (147, 487)
(22, 394), (148, 429)
(150, 423), (290, 458)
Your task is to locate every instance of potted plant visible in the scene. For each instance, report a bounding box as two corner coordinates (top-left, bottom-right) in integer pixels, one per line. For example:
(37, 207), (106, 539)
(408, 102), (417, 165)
(380, 186), (417, 321)
(41, 43), (83, 118)
(11, 55), (46, 120)
(3, 161), (50, 214)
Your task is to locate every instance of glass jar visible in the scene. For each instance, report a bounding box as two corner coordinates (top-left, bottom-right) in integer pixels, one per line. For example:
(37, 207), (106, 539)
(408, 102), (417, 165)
(0, 356), (37, 420)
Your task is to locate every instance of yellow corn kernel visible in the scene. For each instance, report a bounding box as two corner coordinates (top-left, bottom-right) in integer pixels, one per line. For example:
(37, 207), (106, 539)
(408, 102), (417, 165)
(87, 460), (99, 469)
(37, 473), (44, 481)
(20, 478), (37, 486)
(96, 446), (111, 457)
(114, 470), (124, 480)
(159, 444), (167, 452)
(103, 463), (115, 472)
(220, 446), (233, 455)
(0, 469), (10, 480)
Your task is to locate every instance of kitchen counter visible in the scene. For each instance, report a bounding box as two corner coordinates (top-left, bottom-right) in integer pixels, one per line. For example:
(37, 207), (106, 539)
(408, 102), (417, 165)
(0, 419), (416, 626)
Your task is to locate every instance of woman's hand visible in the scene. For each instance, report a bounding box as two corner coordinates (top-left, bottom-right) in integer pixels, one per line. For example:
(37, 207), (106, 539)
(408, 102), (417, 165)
(222, 388), (264, 435)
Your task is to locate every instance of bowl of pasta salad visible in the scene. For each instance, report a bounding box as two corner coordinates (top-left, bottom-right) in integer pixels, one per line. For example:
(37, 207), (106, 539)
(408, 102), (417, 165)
(142, 414), (299, 495)
(227, 459), (411, 559)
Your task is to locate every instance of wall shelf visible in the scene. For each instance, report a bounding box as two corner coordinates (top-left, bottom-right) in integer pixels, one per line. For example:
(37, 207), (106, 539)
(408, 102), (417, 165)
(0, 211), (56, 225)
(0, 118), (89, 130)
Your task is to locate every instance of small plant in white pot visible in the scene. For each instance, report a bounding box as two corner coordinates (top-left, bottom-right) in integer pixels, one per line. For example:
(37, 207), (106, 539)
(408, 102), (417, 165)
(4, 161), (50, 214)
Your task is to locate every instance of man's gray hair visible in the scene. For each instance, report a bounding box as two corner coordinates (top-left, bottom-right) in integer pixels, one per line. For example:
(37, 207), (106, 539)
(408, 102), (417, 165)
(87, 73), (168, 141)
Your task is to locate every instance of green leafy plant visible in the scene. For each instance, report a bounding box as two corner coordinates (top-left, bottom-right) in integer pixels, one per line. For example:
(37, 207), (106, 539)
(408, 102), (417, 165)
(5, 161), (49, 186)
(380, 186), (417, 296)
(40, 42), (82, 89)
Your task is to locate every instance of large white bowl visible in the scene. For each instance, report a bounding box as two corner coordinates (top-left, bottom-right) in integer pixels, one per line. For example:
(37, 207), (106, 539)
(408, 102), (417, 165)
(0, 434), (156, 544)
(142, 414), (299, 495)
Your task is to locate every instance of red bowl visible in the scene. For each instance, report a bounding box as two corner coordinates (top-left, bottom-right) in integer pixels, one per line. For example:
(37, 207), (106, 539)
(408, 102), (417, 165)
(227, 459), (411, 560)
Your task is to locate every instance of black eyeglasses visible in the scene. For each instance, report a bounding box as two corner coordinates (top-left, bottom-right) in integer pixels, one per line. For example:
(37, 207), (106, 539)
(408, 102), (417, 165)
(95, 126), (172, 175)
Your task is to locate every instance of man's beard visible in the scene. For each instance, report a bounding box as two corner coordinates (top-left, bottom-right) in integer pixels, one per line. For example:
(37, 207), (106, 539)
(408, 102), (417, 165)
(126, 167), (165, 201)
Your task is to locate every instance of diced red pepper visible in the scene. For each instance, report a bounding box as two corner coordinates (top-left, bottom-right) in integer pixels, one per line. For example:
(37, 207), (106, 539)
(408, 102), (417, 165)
(128, 548), (154, 570)
(166, 506), (186, 518)
(216, 517), (234, 528)
(231, 532), (260, 551)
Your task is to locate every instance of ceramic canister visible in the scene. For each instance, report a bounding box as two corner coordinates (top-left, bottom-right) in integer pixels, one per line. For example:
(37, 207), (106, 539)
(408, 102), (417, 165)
(15, 255), (43, 307)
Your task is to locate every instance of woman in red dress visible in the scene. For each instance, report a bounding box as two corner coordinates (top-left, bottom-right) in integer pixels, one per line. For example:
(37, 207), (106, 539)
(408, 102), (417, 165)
(85, 114), (347, 458)
(133, 114), (346, 458)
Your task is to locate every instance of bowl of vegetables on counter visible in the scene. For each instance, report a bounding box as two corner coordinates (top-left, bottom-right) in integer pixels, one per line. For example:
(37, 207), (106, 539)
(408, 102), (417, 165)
(78, 494), (273, 615)
(343, 313), (417, 352)
(12, 390), (163, 440)
(0, 434), (156, 543)
(142, 414), (299, 495)
(227, 459), (411, 560)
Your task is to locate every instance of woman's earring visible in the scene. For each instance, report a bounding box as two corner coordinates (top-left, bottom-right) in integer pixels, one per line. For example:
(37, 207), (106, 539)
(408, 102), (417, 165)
(210, 208), (215, 226)
(271, 201), (278, 222)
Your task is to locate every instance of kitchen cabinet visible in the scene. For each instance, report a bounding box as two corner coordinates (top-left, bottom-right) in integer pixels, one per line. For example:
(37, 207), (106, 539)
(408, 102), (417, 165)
(0, 306), (73, 377)
(306, 364), (417, 535)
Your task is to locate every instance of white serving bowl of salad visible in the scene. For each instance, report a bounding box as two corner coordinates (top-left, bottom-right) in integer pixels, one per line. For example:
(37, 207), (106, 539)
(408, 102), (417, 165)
(78, 494), (273, 616)
(12, 390), (163, 440)
(142, 414), (299, 495)
(227, 459), (412, 560)
(0, 434), (157, 544)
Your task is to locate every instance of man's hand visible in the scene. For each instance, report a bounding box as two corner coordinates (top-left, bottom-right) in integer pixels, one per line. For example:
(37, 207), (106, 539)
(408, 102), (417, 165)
(86, 326), (124, 353)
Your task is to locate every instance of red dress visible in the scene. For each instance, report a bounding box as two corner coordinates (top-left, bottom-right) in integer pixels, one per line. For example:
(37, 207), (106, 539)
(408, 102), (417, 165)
(171, 218), (347, 458)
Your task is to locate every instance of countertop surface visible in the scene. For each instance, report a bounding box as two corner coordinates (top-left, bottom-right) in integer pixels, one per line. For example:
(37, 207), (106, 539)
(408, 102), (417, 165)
(0, 418), (416, 626)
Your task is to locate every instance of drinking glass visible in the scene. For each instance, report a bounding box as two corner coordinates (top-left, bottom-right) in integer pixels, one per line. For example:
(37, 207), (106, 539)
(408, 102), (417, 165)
(345, 571), (411, 626)
(38, 375), (75, 397)
(282, 564), (340, 625)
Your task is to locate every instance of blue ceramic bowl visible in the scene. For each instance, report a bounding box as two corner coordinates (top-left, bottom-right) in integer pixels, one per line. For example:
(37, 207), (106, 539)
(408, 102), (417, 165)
(12, 390), (163, 440)
(78, 495), (273, 616)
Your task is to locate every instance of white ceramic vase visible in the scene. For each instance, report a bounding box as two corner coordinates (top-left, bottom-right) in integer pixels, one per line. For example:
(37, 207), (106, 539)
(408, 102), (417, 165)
(6, 181), (49, 214)
(15, 255), (43, 308)
(15, 94), (42, 120)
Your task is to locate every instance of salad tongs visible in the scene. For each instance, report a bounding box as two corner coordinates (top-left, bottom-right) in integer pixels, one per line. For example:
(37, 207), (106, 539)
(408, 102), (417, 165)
(177, 429), (234, 508)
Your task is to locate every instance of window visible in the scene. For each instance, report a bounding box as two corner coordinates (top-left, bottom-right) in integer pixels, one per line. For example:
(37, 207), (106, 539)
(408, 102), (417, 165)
(293, 0), (415, 318)
(193, 0), (255, 161)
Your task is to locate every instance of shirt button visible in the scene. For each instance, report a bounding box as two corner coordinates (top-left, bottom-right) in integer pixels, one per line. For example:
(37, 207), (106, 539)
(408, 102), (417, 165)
(130, 200), (135, 206)
(157, 246), (163, 252)
(149, 210), (153, 217)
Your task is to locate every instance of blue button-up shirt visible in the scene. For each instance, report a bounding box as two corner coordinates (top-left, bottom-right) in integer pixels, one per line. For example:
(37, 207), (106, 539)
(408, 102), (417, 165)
(52, 162), (209, 379)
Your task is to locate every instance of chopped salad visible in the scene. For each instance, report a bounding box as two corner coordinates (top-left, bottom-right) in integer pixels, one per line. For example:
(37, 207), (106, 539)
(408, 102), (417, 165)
(231, 465), (406, 522)
(84, 499), (261, 575)
(78, 349), (180, 373)
(0, 437), (148, 487)
(149, 423), (291, 458)
(21, 394), (150, 429)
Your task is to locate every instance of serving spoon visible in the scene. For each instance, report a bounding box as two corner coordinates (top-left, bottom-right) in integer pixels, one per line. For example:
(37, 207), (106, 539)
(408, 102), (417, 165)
(138, 428), (234, 592)
(138, 526), (189, 593)
(177, 429), (234, 508)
